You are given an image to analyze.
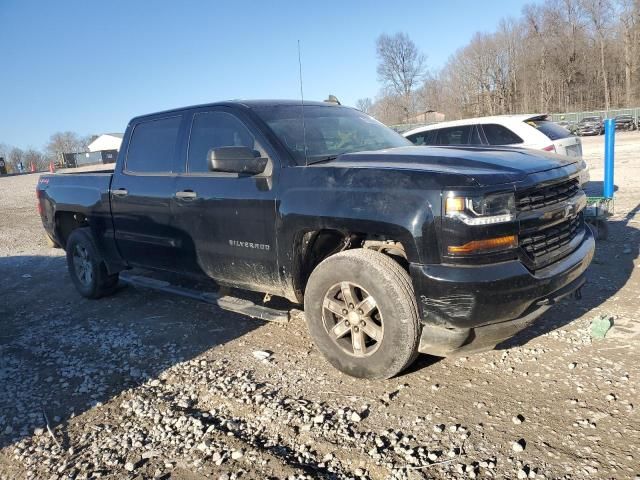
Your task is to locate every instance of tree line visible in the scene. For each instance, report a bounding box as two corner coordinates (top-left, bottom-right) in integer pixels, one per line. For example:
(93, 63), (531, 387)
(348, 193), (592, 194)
(0, 132), (96, 173)
(359, 0), (640, 125)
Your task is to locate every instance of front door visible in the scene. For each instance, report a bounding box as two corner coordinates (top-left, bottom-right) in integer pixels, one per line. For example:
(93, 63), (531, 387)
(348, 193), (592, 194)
(171, 107), (281, 294)
(110, 115), (184, 271)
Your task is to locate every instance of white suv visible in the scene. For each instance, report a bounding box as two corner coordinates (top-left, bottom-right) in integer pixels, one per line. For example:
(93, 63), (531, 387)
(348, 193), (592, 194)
(403, 114), (582, 157)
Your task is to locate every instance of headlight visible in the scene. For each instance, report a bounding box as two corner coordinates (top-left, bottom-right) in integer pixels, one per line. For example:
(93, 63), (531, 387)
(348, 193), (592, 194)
(444, 192), (515, 225)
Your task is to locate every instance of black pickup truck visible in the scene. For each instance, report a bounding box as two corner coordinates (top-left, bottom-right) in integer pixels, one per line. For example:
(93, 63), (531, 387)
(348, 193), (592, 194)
(37, 100), (595, 379)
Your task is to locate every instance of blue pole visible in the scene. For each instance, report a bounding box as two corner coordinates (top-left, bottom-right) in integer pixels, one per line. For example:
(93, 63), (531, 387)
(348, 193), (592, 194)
(603, 118), (615, 198)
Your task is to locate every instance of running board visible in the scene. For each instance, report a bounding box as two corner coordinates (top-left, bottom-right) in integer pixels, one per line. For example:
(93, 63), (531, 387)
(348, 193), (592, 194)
(120, 274), (290, 324)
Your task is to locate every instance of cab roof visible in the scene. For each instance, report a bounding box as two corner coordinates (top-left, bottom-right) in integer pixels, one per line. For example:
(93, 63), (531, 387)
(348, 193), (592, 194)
(130, 99), (344, 123)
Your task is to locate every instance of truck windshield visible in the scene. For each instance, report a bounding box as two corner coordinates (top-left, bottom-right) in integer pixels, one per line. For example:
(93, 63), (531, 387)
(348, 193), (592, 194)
(253, 105), (411, 165)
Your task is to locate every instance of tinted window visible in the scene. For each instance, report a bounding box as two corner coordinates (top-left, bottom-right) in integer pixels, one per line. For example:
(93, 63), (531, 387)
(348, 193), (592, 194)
(469, 126), (483, 145)
(253, 105), (410, 165)
(407, 130), (436, 145)
(435, 126), (471, 145)
(482, 124), (523, 145)
(187, 111), (267, 173)
(528, 120), (572, 140)
(126, 116), (181, 173)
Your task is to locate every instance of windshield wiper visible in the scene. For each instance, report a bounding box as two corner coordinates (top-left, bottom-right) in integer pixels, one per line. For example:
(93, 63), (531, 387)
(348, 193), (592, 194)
(307, 155), (339, 165)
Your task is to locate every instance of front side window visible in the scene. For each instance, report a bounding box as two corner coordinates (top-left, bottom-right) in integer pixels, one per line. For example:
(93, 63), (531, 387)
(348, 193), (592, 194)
(482, 124), (523, 145)
(253, 105), (410, 165)
(126, 116), (181, 173)
(187, 111), (268, 173)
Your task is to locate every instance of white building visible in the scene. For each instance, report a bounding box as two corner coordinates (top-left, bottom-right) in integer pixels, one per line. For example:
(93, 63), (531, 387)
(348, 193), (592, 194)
(87, 133), (123, 152)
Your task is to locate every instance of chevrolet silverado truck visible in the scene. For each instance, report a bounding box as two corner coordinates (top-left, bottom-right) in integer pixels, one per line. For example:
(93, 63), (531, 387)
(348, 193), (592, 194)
(37, 100), (595, 379)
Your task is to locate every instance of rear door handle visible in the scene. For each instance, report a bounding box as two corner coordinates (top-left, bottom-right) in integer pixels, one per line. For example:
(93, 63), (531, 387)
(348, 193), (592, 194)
(112, 188), (128, 197)
(175, 190), (197, 200)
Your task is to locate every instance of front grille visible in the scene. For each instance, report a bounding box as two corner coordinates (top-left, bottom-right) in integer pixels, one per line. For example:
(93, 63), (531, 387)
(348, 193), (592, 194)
(519, 214), (583, 264)
(516, 178), (580, 212)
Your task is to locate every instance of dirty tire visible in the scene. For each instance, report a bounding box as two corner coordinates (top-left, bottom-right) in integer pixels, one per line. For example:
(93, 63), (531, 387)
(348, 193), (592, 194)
(66, 227), (119, 299)
(45, 233), (61, 248)
(304, 249), (421, 379)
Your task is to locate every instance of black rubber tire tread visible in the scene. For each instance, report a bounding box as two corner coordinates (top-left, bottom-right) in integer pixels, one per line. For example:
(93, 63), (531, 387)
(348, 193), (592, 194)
(304, 248), (421, 379)
(65, 227), (119, 299)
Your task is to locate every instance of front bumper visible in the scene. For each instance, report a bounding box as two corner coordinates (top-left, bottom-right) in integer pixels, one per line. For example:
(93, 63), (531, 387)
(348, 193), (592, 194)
(577, 127), (601, 135)
(410, 225), (595, 356)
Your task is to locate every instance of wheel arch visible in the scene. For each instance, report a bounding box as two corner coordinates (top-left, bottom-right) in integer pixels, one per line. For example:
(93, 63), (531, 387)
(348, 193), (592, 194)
(54, 210), (89, 248)
(288, 225), (419, 303)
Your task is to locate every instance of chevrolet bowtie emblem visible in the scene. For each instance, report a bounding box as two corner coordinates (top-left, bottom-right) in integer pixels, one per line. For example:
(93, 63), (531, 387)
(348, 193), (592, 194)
(565, 203), (574, 218)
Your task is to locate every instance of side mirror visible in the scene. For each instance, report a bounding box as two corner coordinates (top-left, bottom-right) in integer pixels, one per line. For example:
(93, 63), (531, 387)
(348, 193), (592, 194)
(208, 146), (268, 175)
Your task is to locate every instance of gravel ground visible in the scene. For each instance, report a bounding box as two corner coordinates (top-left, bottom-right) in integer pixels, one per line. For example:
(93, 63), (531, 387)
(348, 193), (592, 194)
(1, 135), (639, 480)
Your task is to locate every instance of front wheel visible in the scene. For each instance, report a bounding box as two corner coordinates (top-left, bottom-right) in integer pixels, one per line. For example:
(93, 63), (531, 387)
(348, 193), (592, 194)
(304, 249), (421, 379)
(66, 228), (119, 299)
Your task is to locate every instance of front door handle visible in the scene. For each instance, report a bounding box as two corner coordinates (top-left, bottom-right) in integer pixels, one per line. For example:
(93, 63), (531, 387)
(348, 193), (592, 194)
(175, 190), (197, 200)
(112, 188), (128, 197)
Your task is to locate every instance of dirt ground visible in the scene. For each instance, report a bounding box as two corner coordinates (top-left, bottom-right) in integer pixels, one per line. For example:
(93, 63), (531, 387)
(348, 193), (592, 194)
(1, 134), (639, 480)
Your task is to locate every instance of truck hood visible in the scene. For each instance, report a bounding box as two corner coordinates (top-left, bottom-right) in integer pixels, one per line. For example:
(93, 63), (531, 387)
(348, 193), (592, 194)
(328, 146), (580, 186)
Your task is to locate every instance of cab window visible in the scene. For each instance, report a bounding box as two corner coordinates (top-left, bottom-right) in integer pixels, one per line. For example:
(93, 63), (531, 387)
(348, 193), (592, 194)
(187, 111), (268, 173)
(126, 116), (181, 173)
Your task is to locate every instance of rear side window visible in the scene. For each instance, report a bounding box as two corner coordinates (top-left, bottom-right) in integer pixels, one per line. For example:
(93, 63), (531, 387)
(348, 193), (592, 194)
(407, 130), (436, 145)
(435, 125), (472, 145)
(187, 111), (267, 173)
(527, 120), (572, 141)
(482, 124), (523, 145)
(126, 116), (181, 173)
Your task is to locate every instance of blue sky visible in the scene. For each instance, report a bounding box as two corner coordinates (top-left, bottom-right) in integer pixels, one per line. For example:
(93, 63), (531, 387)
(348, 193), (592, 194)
(0, 0), (532, 150)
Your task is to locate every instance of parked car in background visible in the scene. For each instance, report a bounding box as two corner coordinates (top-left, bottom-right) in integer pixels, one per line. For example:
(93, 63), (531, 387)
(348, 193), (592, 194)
(576, 116), (604, 136)
(614, 114), (636, 131)
(403, 114), (583, 157)
(556, 120), (578, 135)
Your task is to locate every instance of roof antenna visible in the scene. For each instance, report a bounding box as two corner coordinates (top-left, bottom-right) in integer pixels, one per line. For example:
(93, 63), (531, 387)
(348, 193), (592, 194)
(298, 40), (309, 166)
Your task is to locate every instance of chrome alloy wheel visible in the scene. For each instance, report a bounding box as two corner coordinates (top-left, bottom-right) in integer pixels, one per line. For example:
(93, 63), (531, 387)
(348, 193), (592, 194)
(322, 282), (384, 357)
(72, 244), (93, 286)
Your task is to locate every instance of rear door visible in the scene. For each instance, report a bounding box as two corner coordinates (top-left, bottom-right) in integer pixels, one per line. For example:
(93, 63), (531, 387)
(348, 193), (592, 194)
(433, 125), (473, 145)
(171, 107), (281, 293)
(406, 129), (437, 145)
(110, 115), (186, 271)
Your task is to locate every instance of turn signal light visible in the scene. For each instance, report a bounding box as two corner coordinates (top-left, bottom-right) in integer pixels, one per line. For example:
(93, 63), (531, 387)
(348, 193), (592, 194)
(448, 235), (518, 254)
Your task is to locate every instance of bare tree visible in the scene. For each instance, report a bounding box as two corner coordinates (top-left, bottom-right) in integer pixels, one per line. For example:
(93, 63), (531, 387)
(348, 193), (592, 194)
(24, 149), (47, 172)
(581, 0), (615, 110)
(376, 33), (426, 122)
(46, 131), (86, 164)
(618, 0), (639, 105)
(0, 143), (11, 162)
(356, 98), (373, 115)
(370, 0), (637, 123)
(9, 147), (24, 172)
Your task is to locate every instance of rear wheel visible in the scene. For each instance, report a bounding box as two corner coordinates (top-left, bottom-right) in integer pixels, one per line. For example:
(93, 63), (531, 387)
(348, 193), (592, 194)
(66, 228), (119, 299)
(304, 249), (421, 379)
